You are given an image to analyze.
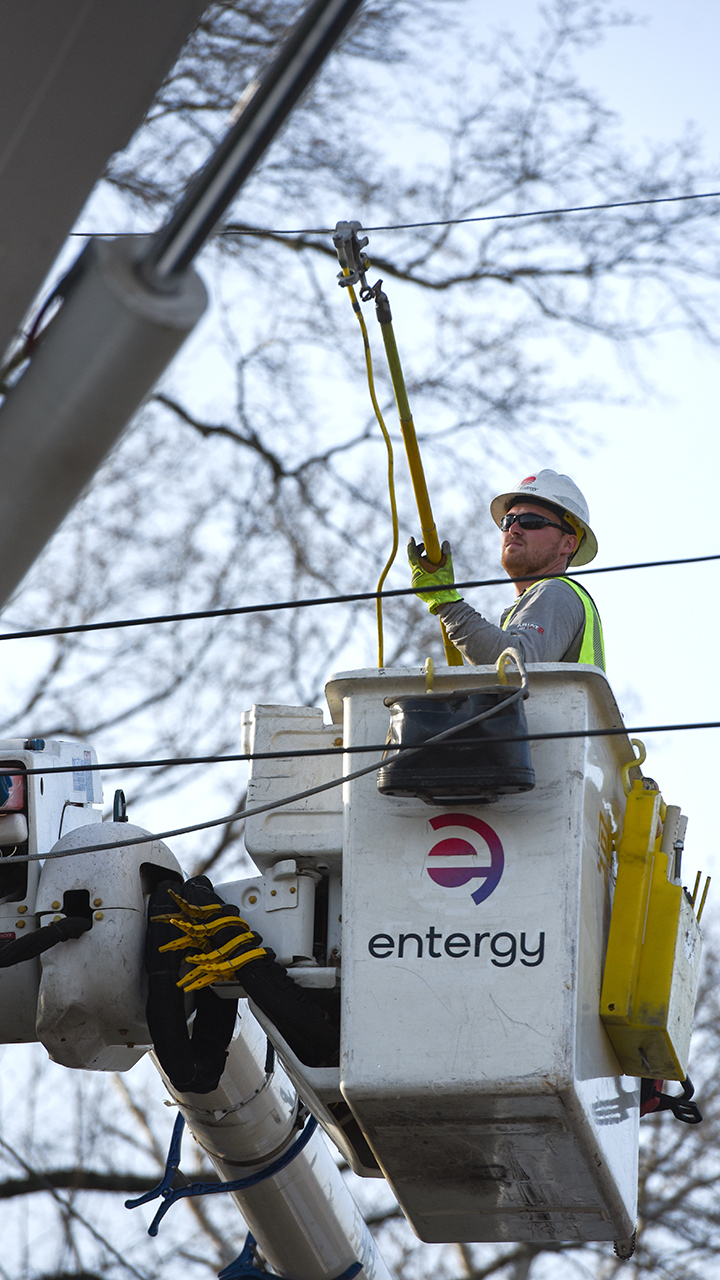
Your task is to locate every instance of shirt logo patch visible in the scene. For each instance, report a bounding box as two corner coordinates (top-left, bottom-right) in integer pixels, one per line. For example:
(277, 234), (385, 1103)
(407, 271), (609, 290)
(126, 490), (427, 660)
(514, 622), (544, 633)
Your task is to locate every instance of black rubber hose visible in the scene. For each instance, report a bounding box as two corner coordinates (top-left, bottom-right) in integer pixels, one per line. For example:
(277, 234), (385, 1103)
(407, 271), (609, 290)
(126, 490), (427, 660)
(145, 879), (238, 1094)
(240, 959), (340, 1068)
(146, 873), (339, 1079)
(0, 915), (90, 968)
(182, 873), (341, 1068)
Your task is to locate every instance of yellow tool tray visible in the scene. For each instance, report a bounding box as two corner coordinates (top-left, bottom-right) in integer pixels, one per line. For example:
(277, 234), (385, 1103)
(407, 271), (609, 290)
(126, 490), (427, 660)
(600, 782), (703, 1080)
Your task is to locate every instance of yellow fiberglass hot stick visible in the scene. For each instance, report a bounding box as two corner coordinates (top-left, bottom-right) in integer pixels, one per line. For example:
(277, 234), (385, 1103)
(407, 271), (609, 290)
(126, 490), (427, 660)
(375, 292), (463, 666)
(343, 274), (399, 667)
(332, 219), (462, 666)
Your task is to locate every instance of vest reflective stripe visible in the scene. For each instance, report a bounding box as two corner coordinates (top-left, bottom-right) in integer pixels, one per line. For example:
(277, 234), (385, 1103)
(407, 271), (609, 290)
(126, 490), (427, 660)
(501, 577), (605, 671)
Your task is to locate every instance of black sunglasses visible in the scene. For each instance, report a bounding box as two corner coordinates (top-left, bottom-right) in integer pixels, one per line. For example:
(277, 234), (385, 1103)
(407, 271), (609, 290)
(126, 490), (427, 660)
(500, 511), (574, 535)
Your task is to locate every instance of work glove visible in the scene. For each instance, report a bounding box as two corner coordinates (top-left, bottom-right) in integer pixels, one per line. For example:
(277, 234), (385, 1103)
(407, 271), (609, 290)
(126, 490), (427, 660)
(152, 875), (268, 993)
(407, 538), (461, 614)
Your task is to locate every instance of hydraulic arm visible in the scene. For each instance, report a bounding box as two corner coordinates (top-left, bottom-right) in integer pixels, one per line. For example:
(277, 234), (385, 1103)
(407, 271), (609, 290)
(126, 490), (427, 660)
(0, 0), (364, 608)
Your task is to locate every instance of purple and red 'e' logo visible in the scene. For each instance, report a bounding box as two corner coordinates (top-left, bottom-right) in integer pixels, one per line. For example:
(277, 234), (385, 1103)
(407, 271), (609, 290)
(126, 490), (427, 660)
(426, 813), (504, 905)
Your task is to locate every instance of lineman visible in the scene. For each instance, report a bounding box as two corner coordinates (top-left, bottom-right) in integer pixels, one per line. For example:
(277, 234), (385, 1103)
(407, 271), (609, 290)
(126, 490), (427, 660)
(408, 470), (605, 670)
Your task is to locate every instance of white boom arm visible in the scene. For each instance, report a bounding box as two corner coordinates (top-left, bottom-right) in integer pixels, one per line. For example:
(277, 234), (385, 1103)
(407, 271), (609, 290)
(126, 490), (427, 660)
(0, 749), (391, 1280)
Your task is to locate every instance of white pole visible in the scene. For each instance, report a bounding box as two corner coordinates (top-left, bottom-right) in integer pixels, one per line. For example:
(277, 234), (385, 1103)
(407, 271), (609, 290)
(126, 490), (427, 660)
(0, 236), (206, 608)
(154, 1006), (391, 1280)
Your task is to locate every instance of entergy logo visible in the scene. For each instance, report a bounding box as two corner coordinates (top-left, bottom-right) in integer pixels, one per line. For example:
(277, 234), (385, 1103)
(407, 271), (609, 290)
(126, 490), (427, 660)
(426, 813), (504, 905)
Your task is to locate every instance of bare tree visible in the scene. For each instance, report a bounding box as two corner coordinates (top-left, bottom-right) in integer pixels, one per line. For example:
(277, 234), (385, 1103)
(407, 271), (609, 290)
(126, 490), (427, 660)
(3, 0), (720, 872)
(1, 2), (720, 1276)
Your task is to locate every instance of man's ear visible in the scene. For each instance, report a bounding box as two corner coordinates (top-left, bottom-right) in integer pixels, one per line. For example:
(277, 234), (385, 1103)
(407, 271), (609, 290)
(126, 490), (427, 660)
(562, 532), (579, 563)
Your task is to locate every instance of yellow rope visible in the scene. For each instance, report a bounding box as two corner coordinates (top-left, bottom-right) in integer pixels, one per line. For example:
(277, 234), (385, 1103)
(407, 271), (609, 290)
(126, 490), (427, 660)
(344, 280), (399, 668)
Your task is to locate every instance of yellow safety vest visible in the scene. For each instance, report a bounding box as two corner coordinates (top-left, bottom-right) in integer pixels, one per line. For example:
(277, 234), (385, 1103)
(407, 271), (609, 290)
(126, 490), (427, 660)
(501, 576), (605, 671)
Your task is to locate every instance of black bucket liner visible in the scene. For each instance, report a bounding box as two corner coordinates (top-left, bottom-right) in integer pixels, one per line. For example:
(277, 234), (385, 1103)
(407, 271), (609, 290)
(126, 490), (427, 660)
(377, 686), (535, 805)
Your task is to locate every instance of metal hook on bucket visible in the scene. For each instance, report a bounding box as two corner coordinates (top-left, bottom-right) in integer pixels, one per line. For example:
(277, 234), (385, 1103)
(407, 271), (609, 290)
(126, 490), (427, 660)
(496, 648), (528, 693)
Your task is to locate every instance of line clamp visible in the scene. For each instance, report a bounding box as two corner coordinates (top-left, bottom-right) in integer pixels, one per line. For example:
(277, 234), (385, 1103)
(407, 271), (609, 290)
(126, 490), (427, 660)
(333, 221), (370, 289)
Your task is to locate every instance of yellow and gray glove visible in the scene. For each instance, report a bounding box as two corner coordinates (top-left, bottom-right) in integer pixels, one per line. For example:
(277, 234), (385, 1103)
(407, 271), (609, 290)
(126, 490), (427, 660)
(407, 538), (461, 615)
(153, 876), (268, 992)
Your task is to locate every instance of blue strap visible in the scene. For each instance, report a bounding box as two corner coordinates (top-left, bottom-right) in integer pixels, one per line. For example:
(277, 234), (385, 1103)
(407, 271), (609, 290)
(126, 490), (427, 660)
(219, 1232), (362, 1280)
(124, 1112), (185, 1210)
(126, 1113), (319, 1236)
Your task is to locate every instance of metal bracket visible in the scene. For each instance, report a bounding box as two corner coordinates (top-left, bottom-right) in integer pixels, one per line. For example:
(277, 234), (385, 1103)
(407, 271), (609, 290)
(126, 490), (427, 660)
(333, 220), (369, 289)
(265, 858), (299, 911)
(332, 219), (391, 318)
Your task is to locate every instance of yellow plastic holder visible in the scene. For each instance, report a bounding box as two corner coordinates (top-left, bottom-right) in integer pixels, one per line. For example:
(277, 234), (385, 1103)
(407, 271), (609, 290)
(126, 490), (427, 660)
(600, 782), (703, 1080)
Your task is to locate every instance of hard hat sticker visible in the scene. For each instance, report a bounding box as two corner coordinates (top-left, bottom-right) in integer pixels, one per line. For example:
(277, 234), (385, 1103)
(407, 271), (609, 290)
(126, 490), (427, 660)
(427, 813), (504, 905)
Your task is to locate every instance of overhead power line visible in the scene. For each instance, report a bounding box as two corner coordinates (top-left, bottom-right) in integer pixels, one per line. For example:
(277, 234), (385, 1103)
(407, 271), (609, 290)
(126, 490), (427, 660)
(0, 551), (716, 645)
(1, 716), (720, 781)
(4, 716), (720, 867)
(73, 188), (720, 240)
(10, 685), (530, 860)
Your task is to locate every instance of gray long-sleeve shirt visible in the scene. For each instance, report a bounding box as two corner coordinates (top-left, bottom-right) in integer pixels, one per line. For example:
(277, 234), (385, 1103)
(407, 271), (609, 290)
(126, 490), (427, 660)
(439, 577), (588, 665)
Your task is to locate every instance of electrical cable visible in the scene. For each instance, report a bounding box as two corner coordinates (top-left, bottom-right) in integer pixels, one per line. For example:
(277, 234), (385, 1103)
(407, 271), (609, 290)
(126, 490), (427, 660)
(6, 676), (528, 862)
(223, 188), (720, 234)
(15, 687), (720, 859)
(141, 0), (365, 280)
(1, 715), (720, 782)
(72, 187), (720, 240)
(0, 551), (718, 645)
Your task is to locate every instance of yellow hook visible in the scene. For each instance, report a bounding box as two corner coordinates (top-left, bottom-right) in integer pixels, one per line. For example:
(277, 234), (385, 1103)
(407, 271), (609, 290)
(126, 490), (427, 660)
(621, 738), (647, 796)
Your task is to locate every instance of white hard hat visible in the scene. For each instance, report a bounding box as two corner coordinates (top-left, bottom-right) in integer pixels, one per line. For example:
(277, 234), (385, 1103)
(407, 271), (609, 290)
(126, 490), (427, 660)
(490, 469), (598, 566)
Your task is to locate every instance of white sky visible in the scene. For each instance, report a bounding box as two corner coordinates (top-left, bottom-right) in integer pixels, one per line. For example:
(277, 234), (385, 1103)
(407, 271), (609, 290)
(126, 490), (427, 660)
(474, 0), (720, 891)
(579, 0), (720, 895)
(0, 4), (716, 1269)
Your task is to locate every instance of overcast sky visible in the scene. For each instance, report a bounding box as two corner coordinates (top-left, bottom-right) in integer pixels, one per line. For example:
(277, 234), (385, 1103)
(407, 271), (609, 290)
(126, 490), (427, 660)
(476, 0), (720, 890)
(575, 0), (720, 892)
